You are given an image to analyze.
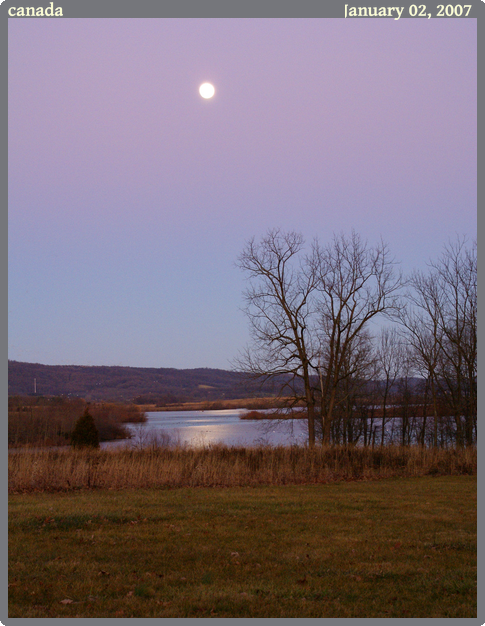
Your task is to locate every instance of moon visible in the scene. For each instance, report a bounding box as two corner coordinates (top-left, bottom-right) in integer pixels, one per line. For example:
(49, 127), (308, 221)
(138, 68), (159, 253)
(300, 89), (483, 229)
(199, 83), (215, 99)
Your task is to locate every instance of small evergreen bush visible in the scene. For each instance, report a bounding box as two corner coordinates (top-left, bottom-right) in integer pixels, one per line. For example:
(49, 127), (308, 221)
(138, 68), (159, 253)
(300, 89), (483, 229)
(70, 408), (100, 449)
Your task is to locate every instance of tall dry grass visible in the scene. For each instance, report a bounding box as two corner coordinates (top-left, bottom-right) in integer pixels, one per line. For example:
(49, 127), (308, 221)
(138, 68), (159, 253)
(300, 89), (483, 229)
(8, 444), (476, 493)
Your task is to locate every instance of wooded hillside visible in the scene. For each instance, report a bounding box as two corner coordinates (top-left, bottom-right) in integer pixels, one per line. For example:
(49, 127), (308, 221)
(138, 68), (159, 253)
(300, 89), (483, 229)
(7, 360), (283, 403)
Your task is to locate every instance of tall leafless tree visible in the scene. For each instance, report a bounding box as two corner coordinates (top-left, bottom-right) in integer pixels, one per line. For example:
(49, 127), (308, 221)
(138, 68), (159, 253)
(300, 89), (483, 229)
(399, 272), (445, 447)
(310, 231), (403, 444)
(324, 330), (375, 445)
(235, 229), (319, 446)
(432, 238), (477, 446)
(402, 237), (477, 446)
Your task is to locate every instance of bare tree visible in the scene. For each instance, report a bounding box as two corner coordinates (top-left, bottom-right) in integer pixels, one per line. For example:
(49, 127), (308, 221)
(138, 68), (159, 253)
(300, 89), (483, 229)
(235, 229), (319, 446)
(326, 330), (375, 445)
(431, 237), (477, 446)
(311, 231), (403, 444)
(402, 237), (477, 447)
(374, 327), (404, 447)
(399, 273), (445, 447)
(395, 346), (417, 446)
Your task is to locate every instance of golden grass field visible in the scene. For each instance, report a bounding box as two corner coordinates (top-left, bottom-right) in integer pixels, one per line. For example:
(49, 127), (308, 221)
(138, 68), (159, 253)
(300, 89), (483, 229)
(9, 443), (476, 493)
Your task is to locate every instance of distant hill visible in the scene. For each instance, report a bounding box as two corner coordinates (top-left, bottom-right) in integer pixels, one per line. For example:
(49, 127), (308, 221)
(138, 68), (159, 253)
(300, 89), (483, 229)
(7, 360), (283, 403)
(8, 360), (423, 405)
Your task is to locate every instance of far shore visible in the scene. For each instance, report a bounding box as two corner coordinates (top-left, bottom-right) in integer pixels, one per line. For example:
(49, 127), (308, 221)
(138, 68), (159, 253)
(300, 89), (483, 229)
(134, 397), (302, 413)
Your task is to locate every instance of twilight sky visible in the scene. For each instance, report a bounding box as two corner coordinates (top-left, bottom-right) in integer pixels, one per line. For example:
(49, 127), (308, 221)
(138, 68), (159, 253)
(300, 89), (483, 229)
(8, 18), (477, 369)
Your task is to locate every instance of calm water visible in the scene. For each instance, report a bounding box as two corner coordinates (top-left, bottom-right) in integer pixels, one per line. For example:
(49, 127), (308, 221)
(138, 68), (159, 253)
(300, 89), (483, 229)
(101, 409), (309, 450)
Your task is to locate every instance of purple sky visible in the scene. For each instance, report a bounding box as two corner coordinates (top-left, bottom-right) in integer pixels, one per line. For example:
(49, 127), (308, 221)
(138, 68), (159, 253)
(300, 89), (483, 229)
(8, 18), (477, 369)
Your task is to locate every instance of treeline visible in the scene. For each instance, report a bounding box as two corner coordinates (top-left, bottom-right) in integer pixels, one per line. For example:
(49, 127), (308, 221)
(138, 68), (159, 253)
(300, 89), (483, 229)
(237, 230), (476, 448)
(8, 396), (146, 448)
(310, 381), (473, 449)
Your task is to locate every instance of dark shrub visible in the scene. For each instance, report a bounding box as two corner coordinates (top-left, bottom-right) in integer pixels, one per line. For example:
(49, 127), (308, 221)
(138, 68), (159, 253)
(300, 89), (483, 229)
(70, 408), (100, 449)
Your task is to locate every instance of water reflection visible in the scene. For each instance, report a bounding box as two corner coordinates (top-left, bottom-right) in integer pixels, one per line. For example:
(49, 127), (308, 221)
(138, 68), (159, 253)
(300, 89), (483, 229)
(101, 409), (308, 449)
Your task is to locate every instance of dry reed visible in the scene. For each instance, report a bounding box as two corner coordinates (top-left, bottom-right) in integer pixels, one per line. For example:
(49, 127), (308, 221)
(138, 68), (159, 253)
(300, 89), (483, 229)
(8, 444), (476, 494)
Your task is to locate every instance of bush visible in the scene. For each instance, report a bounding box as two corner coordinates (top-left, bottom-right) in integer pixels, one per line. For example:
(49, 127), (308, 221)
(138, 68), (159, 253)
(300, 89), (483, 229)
(70, 408), (99, 449)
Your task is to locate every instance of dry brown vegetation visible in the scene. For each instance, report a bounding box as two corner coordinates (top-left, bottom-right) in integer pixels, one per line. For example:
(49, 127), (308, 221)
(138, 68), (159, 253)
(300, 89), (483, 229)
(8, 397), (146, 448)
(137, 397), (299, 412)
(8, 444), (476, 494)
(240, 410), (307, 420)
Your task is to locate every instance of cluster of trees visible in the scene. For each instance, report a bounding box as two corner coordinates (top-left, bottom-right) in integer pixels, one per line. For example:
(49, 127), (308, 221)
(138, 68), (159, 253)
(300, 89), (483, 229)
(236, 230), (476, 448)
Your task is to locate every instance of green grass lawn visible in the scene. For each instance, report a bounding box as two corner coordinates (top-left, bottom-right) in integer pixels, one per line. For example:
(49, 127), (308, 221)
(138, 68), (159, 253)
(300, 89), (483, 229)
(8, 475), (476, 618)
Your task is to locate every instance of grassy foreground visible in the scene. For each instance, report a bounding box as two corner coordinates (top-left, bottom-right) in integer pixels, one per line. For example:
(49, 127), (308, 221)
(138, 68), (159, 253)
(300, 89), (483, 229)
(9, 476), (476, 618)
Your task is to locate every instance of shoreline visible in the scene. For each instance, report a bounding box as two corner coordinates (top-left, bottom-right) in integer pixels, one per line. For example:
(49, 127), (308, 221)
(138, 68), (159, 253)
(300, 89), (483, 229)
(135, 397), (302, 413)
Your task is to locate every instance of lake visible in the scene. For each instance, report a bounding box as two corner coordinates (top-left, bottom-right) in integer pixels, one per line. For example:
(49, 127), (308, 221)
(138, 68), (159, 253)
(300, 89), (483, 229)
(101, 409), (309, 450)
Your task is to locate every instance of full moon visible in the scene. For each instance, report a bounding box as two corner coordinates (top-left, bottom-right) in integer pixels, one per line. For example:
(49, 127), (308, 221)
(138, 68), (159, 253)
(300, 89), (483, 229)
(199, 83), (215, 99)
